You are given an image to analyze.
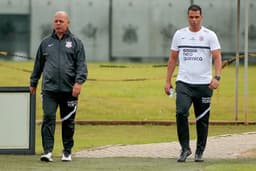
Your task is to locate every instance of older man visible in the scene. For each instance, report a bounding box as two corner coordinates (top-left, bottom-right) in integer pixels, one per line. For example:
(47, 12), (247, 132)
(30, 11), (88, 162)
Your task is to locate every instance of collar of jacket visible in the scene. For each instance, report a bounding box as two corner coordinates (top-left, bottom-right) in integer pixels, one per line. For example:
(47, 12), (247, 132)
(51, 29), (72, 40)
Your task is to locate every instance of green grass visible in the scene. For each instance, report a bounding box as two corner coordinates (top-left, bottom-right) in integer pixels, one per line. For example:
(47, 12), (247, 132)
(35, 124), (256, 155)
(1, 61), (256, 170)
(0, 156), (255, 171)
(0, 61), (255, 122)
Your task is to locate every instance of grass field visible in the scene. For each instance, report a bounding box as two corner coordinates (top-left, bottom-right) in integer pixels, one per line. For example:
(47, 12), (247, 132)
(0, 61), (256, 170)
(0, 61), (255, 122)
(0, 155), (256, 171)
(34, 124), (256, 154)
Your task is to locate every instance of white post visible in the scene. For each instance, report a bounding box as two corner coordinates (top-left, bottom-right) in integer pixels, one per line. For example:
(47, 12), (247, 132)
(244, 0), (249, 124)
(235, 0), (240, 121)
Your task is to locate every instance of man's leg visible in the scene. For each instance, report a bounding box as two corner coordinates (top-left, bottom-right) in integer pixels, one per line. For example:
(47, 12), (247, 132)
(193, 85), (213, 162)
(176, 82), (193, 162)
(59, 92), (78, 161)
(41, 91), (58, 161)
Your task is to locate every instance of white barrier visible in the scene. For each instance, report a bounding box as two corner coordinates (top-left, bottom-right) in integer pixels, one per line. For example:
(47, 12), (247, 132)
(0, 87), (35, 154)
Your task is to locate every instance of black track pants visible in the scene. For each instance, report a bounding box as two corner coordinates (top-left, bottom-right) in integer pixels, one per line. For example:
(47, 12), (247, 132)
(41, 91), (78, 154)
(175, 81), (213, 154)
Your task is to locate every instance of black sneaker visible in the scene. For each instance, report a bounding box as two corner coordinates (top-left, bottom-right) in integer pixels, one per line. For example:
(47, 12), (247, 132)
(194, 153), (204, 162)
(177, 149), (192, 162)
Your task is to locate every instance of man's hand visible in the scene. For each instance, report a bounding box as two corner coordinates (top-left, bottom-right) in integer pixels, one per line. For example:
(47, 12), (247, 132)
(29, 86), (36, 94)
(72, 83), (82, 97)
(164, 83), (172, 95)
(209, 78), (220, 90)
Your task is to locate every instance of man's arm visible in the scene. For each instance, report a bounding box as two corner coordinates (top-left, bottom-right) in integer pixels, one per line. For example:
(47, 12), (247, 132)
(164, 50), (179, 95)
(73, 39), (88, 97)
(75, 40), (88, 84)
(212, 49), (222, 77)
(209, 49), (222, 90)
(29, 44), (45, 94)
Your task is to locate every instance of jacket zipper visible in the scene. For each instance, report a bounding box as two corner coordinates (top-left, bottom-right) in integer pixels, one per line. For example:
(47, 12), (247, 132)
(58, 39), (61, 91)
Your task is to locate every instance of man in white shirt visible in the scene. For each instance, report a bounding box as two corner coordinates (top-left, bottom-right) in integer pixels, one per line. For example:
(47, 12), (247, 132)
(165, 4), (222, 162)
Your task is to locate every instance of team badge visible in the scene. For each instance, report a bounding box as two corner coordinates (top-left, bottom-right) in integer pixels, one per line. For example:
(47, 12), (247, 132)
(65, 41), (72, 48)
(199, 36), (204, 41)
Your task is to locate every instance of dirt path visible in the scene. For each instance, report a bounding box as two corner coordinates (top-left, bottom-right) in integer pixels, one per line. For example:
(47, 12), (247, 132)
(74, 132), (256, 159)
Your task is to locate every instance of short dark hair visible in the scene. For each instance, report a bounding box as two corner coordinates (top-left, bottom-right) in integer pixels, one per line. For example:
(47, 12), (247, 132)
(188, 4), (202, 15)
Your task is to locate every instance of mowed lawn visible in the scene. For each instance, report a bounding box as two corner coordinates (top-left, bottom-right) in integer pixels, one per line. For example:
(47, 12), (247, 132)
(0, 155), (256, 171)
(0, 61), (255, 122)
(0, 61), (256, 153)
(0, 61), (256, 170)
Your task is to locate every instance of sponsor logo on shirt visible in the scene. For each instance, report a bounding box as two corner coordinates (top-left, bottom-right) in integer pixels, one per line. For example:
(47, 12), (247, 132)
(184, 56), (203, 61)
(182, 48), (203, 61)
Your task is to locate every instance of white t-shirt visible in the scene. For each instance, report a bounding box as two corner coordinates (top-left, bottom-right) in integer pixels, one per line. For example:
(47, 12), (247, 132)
(171, 26), (221, 84)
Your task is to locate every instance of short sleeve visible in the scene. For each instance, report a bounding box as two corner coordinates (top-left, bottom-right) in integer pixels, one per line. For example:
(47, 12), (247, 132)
(170, 30), (179, 51)
(209, 32), (221, 51)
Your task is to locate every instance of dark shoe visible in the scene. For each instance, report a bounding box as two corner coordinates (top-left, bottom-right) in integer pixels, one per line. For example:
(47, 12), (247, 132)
(177, 149), (192, 162)
(194, 153), (204, 162)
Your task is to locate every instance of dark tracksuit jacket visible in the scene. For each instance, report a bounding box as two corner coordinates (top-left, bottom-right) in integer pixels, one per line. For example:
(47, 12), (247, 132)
(30, 29), (88, 153)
